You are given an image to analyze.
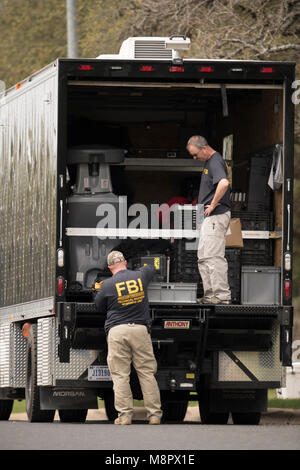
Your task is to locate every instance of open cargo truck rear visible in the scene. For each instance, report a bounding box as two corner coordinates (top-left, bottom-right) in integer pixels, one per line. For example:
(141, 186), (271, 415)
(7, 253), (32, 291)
(0, 37), (295, 424)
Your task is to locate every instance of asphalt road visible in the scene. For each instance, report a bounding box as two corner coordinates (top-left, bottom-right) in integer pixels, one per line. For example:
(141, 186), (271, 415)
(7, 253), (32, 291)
(2, 407), (300, 451)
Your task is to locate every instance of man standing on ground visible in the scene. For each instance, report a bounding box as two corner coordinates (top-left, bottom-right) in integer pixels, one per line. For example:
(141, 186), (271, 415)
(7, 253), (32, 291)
(186, 136), (231, 305)
(94, 251), (163, 425)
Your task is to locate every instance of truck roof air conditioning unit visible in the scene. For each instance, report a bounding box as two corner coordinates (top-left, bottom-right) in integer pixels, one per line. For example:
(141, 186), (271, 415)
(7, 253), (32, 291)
(97, 36), (191, 61)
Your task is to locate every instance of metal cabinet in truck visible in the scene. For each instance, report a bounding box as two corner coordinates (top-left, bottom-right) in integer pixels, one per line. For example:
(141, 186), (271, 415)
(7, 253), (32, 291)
(0, 36), (295, 424)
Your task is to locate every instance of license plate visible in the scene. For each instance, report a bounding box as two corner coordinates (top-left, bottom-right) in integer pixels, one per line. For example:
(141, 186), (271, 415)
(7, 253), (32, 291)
(88, 365), (112, 381)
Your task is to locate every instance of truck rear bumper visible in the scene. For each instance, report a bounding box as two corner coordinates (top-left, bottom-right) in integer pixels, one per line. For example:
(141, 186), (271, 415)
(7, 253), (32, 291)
(53, 301), (292, 392)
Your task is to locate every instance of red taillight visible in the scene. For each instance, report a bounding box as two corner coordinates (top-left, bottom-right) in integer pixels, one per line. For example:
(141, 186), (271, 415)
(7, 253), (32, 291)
(261, 67), (274, 73)
(169, 66), (184, 72)
(199, 66), (214, 72)
(284, 280), (291, 298)
(139, 65), (155, 72)
(57, 277), (64, 295)
(78, 64), (94, 71)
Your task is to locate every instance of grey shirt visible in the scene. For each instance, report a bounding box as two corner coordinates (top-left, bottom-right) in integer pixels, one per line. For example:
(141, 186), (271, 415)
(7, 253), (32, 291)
(198, 152), (231, 215)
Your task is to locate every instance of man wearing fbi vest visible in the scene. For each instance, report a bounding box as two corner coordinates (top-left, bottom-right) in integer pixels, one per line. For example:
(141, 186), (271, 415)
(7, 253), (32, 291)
(94, 251), (162, 425)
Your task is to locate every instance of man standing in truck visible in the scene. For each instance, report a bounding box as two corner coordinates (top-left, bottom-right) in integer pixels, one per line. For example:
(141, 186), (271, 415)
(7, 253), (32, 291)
(94, 251), (163, 425)
(186, 136), (231, 305)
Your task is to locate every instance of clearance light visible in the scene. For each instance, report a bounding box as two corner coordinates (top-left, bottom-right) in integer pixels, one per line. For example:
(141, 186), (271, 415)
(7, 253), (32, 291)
(57, 249), (64, 267)
(284, 253), (291, 271)
(199, 66), (214, 72)
(140, 65), (155, 72)
(261, 67), (274, 73)
(78, 64), (94, 71)
(22, 322), (32, 339)
(284, 280), (291, 298)
(169, 66), (184, 72)
(57, 276), (64, 296)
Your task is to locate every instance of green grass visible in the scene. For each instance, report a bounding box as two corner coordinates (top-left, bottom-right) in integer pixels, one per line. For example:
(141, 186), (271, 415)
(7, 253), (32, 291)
(267, 389), (300, 409)
(11, 390), (300, 414)
(12, 400), (27, 414)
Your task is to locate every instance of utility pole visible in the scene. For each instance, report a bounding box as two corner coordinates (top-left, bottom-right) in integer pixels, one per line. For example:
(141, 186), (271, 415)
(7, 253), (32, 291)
(66, 0), (78, 58)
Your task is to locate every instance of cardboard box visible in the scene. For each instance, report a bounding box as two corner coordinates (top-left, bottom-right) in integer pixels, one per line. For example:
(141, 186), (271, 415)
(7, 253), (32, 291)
(225, 218), (244, 247)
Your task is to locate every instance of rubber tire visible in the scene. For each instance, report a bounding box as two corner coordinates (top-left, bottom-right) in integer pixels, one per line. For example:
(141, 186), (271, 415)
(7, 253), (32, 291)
(58, 409), (88, 423)
(0, 400), (14, 420)
(103, 391), (118, 421)
(25, 324), (55, 423)
(198, 391), (229, 424)
(200, 408), (229, 424)
(161, 392), (189, 422)
(231, 412), (261, 425)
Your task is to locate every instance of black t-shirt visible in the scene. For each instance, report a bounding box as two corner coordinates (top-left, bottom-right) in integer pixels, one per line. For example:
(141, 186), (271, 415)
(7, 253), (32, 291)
(198, 152), (231, 215)
(94, 265), (155, 334)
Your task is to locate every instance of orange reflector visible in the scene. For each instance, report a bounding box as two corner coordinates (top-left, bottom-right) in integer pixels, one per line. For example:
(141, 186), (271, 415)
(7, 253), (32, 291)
(16, 83), (22, 90)
(22, 322), (31, 339)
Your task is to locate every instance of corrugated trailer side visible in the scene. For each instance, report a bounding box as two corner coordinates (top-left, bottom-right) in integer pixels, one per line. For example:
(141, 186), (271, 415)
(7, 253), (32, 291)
(0, 63), (58, 314)
(0, 63), (59, 408)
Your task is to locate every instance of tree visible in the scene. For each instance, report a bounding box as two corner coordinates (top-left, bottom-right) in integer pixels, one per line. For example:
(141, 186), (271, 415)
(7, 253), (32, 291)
(78, 0), (136, 58)
(125, 0), (300, 60)
(0, 0), (67, 89)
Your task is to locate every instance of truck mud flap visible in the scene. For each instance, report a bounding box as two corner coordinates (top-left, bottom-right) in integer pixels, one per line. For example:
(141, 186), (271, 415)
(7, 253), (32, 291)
(207, 389), (267, 413)
(39, 387), (98, 410)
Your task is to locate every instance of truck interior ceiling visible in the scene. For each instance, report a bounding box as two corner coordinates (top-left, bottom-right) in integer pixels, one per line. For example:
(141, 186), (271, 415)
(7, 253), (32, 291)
(65, 82), (283, 302)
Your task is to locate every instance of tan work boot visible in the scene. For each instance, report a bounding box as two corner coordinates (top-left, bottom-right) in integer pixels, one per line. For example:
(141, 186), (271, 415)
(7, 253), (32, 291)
(114, 416), (132, 425)
(200, 296), (230, 305)
(149, 416), (161, 425)
(196, 297), (210, 304)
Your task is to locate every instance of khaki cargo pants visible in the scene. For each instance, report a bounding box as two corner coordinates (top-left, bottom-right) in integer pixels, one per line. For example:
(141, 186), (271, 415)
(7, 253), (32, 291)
(197, 211), (231, 301)
(107, 323), (162, 421)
